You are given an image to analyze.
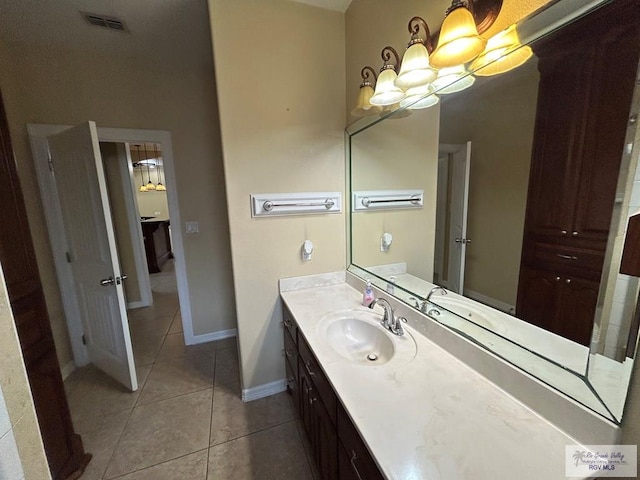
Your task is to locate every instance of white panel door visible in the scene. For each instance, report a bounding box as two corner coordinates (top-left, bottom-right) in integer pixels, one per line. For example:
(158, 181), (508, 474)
(439, 142), (472, 294)
(47, 122), (137, 391)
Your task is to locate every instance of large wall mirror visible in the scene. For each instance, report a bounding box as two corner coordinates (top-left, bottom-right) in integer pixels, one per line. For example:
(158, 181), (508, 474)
(347, 0), (640, 423)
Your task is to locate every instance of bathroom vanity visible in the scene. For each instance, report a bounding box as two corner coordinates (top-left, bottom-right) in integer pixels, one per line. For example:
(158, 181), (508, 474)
(280, 273), (604, 480)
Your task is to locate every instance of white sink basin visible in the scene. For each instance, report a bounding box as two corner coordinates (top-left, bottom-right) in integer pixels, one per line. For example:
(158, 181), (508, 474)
(317, 309), (417, 366)
(326, 317), (395, 364)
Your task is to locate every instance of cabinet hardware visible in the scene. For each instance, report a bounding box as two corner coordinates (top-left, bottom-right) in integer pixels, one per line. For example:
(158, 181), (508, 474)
(285, 348), (296, 358)
(309, 396), (317, 405)
(561, 230), (567, 235)
(350, 451), (365, 480)
(572, 231), (579, 236)
(556, 253), (578, 260)
(283, 319), (293, 328)
(555, 277), (561, 281)
(305, 361), (316, 376)
(566, 278), (572, 284)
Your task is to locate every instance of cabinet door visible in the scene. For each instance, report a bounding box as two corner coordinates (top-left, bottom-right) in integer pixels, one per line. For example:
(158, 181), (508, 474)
(285, 357), (299, 418)
(524, 50), (589, 239)
(517, 266), (560, 333)
(573, 21), (640, 243)
(312, 397), (338, 480)
(556, 277), (598, 346)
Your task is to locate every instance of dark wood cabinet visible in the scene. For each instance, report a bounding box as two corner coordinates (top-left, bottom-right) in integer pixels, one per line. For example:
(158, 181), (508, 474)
(141, 219), (172, 273)
(517, 0), (640, 345)
(0, 92), (90, 478)
(283, 303), (384, 480)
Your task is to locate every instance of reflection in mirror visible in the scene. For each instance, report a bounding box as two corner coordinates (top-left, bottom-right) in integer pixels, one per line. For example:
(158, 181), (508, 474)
(348, 0), (640, 423)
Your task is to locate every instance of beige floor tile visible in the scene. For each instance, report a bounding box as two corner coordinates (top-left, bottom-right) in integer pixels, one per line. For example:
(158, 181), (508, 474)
(207, 422), (312, 480)
(66, 365), (150, 421)
(212, 336), (237, 351)
(105, 390), (212, 479)
(128, 313), (174, 338)
(210, 382), (294, 446)
(73, 409), (131, 480)
(157, 333), (216, 360)
(137, 354), (215, 406)
(131, 334), (166, 366)
(168, 315), (183, 334)
(214, 347), (239, 386)
(111, 449), (208, 480)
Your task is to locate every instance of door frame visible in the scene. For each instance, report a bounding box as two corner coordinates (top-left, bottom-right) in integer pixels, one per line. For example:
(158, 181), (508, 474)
(28, 124), (194, 367)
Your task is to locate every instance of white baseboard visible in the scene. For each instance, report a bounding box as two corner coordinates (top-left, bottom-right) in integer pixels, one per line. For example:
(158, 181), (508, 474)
(190, 328), (237, 345)
(127, 300), (146, 310)
(61, 361), (76, 380)
(242, 379), (288, 402)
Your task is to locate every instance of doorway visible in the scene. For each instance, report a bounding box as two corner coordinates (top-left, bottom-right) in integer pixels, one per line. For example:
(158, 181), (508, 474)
(28, 124), (195, 385)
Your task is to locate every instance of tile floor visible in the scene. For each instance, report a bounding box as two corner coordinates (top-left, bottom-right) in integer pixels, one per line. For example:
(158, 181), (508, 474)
(64, 261), (316, 479)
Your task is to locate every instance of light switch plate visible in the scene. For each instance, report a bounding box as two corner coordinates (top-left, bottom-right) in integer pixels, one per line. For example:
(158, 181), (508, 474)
(185, 221), (199, 234)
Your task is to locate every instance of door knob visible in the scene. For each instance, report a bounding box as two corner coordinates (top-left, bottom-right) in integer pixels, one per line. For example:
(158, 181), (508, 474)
(100, 277), (115, 286)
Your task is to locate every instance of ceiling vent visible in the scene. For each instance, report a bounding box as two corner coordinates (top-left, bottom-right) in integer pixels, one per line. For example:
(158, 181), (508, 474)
(81, 12), (128, 32)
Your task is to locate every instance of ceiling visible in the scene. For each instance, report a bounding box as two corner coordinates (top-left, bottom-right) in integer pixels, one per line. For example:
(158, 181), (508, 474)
(0, 0), (214, 68)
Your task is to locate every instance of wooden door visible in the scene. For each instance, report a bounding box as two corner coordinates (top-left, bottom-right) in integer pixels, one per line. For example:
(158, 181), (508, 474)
(556, 277), (598, 346)
(311, 398), (338, 480)
(516, 266), (560, 334)
(0, 93), (91, 478)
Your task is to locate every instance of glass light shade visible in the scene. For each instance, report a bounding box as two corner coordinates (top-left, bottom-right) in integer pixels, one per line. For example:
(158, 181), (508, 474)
(156, 183), (167, 191)
(400, 85), (440, 110)
(146, 181), (156, 191)
(139, 184), (148, 193)
(430, 6), (487, 68)
(381, 103), (413, 119)
(431, 65), (475, 94)
(470, 25), (533, 76)
(395, 42), (438, 90)
(351, 84), (382, 117)
(370, 68), (406, 106)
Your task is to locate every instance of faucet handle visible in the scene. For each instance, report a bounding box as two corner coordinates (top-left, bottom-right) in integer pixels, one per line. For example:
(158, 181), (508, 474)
(391, 316), (407, 336)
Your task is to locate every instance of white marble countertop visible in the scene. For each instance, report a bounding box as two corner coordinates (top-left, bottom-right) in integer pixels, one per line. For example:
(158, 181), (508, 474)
(281, 281), (586, 480)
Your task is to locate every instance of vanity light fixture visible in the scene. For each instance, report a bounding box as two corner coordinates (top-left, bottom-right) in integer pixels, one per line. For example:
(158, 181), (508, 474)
(399, 84), (440, 110)
(370, 46), (406, 107)
(395, 17), (438, 90)
(431, 64), (475, 94)
(351, 67), (383, 117)
(470, 24), (533, 76)
(429, 0), (487, 69)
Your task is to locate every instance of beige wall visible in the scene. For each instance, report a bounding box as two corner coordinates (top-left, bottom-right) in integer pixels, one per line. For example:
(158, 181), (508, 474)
(0, 262), (51, 480)
(351, 107), (440, 280)
(439, 63), (539, 306)
(0, 22), (236, 360)
(101, 142), (142, 305)
(210, 0), (346, 390)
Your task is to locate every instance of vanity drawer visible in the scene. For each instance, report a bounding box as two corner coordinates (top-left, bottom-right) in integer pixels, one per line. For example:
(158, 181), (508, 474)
(284, 327), (298, 379)
(337, 402), (385, 480)
(530, 242), (604, 277)
(298, 332), (336, 424)
(283, 303), (298, 344)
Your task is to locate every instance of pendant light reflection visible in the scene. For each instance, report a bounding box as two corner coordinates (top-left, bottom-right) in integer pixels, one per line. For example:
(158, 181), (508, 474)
(395, 17), (437, 90)
(351, 67), (382, 117)
(430, 0), (487, 69)
(470, 24), (533, 76)
(136, 145), (147, 193)
(370, 47), (406, 107)
(154, 144), (167, 191)
(143, 144), (156, 191)
(431, 65), (475, 94)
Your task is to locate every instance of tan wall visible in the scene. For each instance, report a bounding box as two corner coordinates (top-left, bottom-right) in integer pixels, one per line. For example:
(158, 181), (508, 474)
(133, 169), (170, 220)
(351, 107), (440, 280)
(101, 142), (142, 305)
(0, 26), (235, 363)
(0, 262), (51, 480)
(209, 0), (346, 390)
(439, 63), (540, 305)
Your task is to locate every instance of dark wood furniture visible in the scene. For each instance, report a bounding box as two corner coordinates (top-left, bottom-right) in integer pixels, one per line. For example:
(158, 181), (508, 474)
(0, 93), (91, 478)
(141, 219), (172, 273)
(517, 0), (640, 345)
(283, 304), (385, 480)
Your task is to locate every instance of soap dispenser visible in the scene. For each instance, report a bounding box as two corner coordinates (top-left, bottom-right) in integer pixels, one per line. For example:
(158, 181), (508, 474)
(362, 281), (375, 307)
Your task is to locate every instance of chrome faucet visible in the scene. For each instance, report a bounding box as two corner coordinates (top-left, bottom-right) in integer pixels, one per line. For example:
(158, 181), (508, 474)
(426, 286), (448, 302)
(368, 297), (407, 336)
